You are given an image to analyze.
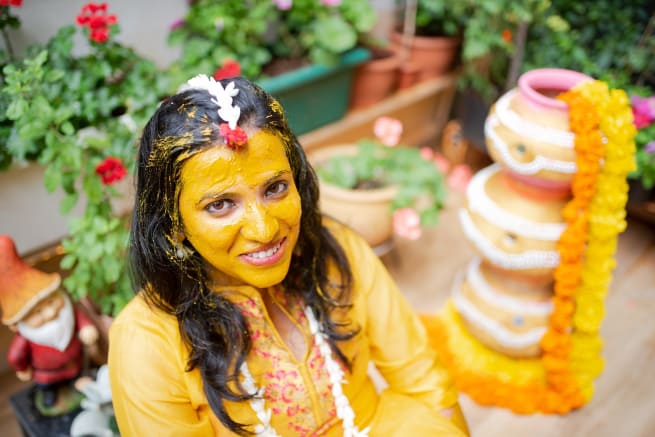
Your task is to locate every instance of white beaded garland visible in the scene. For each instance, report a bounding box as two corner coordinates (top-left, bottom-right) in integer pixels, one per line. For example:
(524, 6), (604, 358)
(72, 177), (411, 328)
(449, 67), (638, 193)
(239, 307), (369, 436)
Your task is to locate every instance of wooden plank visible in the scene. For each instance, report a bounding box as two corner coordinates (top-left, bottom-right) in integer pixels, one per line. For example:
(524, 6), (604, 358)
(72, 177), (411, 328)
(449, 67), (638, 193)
(299, 74), (458, 152)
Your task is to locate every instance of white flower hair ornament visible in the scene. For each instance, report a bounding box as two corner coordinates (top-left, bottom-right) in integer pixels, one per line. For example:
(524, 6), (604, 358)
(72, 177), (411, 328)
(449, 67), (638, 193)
(179, 74), (248, 150)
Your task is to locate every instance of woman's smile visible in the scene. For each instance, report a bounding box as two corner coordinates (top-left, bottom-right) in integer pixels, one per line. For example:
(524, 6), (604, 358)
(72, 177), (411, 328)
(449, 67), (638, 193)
(240, 237), (287, 265)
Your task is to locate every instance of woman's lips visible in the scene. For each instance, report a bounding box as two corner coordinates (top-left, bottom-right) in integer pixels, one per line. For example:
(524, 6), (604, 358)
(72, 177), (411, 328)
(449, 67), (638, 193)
(240, 238), (287, 266)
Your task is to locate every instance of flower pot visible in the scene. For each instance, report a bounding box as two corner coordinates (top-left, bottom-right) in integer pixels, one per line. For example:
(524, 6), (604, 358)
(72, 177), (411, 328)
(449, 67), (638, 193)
(390, 31), (460, 82)
(258, 47), (370, 135)
(307, 144), (398, 247)
(485, 68), (592, 191)
(397, 61), (421, 90)
(349, 48), (401, 110)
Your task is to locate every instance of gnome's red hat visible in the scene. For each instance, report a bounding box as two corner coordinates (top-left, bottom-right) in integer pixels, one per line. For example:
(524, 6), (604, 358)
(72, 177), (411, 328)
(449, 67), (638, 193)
(0, 235), (61, 325)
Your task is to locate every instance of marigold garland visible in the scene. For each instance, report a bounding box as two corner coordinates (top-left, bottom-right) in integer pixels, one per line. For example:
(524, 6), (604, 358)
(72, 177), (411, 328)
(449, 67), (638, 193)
(428, 79), (636, 414)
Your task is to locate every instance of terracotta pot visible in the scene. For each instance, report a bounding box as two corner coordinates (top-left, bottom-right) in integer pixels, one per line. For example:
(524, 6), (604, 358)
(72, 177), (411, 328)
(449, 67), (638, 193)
(396, 61), (421, 90)
(485, 68), (592, 191)
(349, 48), (401, 110)
(308, 145), (398, 247)
(390, 31), (460, 81)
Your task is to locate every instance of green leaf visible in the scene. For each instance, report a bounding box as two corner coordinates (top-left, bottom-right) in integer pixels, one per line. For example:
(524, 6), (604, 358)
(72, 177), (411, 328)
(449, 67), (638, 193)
(60, 192), (79, 214)
(313, 16), (356, 54)
(6, 99), (27, 120)
(59, 254), (77, 270)
(43, 164), (62, 192)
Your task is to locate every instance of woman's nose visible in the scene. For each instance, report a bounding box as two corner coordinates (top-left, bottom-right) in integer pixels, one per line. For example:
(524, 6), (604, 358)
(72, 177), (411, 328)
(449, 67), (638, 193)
(241, 202), (279, 242)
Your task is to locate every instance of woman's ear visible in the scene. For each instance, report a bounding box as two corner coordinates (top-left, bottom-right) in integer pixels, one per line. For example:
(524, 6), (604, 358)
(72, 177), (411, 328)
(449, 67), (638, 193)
(174, 230), (194, 260)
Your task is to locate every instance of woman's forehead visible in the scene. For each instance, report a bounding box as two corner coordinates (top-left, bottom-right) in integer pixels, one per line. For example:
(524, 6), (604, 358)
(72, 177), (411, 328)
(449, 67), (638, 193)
(179, 131), (291, 191)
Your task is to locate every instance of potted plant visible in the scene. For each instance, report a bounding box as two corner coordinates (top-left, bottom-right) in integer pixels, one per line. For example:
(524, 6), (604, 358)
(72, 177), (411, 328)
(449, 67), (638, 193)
(308, 116), (447, 248)
(389, 0), (465, 83)
(1, 2), (171, 319)
(167, 0), (375, 134)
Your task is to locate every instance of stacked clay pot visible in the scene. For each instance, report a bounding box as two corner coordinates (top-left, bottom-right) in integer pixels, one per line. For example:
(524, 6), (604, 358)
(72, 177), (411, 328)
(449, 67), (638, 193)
(453, 69), (591, 358)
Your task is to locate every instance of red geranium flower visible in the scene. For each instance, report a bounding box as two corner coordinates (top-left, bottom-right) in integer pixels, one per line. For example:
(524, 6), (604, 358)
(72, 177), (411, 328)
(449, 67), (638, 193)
(213, 59), (241, 81)
(502, 29), (513, 43)
(95, 157), (127, 185)
(0, 0), (22, 6)
(76, 2), (117, 43)
(219, 123), (248, 150)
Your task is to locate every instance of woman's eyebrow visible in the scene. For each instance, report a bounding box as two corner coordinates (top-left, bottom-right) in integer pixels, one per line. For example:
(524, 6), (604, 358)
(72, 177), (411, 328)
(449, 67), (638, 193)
(263, 170), (290, 185)
(196, 170), (291, 206)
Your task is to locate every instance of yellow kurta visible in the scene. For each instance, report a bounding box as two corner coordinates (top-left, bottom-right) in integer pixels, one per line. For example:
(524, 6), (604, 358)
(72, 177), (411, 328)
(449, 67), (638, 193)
(108, 220), (467, 436)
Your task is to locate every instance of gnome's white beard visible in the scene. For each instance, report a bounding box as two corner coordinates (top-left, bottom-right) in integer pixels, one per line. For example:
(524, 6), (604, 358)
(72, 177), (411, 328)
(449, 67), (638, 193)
(18, 296), (75, 352)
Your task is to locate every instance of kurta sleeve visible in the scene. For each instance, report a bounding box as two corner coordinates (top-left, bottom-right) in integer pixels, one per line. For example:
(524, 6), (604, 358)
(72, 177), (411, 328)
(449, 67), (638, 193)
(108, 298), (214, 437)
(334, 224), (467, 435)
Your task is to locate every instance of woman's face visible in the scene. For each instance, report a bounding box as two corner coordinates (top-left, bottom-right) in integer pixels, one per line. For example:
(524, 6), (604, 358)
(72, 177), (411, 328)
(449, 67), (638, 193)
(178, 130), (302, 289)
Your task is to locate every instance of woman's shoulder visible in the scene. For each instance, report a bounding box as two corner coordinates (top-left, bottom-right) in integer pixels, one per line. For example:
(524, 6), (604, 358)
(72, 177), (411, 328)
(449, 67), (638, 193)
(322, 216), (373, 258)
(110, 293), (179, 342)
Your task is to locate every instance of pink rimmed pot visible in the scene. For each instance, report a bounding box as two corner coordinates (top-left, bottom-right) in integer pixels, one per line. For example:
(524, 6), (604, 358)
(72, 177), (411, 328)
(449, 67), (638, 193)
(485, 68), (592, 198)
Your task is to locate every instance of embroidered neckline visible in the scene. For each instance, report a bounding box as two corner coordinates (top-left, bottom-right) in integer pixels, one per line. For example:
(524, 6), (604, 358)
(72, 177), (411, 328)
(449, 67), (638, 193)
(240, 306), (369, 436)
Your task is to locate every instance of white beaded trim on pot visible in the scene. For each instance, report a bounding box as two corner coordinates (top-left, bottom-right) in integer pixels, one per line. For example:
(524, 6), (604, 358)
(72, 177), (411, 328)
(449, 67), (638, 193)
(485, 115), (577, 175)
(467, 257), (554, 316)
(458, 209), (561, 270)
(467, 164), (567, 241)
(494, 89), (575, 148)
(239, 307), (369, 437)
(452, 276), (548, 350)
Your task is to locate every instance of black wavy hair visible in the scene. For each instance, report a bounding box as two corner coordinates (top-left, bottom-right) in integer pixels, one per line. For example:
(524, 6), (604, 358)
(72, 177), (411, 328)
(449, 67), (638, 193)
(129, 76), (356, 435)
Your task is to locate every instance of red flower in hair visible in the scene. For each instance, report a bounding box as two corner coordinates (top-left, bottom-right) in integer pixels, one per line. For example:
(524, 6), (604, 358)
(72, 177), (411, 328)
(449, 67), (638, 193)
(219, 123), (248, 150)
(213, 59), (241, 81)
(95, 157), (127, 185)
(77, 2), (117, 43)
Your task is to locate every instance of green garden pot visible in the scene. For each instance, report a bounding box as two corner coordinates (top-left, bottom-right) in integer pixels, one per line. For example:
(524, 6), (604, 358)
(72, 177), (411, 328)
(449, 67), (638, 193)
(258, 47), (370, 135)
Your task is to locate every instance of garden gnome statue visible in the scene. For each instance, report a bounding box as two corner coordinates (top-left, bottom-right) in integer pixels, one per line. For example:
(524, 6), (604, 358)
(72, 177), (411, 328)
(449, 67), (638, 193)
(0, 235), (98, 412)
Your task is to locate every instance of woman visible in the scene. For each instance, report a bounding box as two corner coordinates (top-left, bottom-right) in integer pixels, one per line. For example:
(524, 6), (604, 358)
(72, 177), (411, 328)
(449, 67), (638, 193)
(108, 75), (468, 436)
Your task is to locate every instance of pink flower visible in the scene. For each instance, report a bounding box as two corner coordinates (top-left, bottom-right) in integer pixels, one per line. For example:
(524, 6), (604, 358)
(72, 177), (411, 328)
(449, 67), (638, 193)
(393, 208), (422, 240)
(645, 141), (655, 154)
(320, 0), (342, 6)
(419, 147), (434, 161)
(433, 152), (451, 174)
(631, 95), (655, 129)
(169, 18), (185, 30)
(373, 116), (403, 147)
(272, 0), (292, 10)
(447, 164), (473, 193)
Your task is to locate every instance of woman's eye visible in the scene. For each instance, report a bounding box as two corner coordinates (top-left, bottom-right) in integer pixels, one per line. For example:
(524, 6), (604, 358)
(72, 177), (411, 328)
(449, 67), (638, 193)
(206, 199), (234, 215)
(266, 181), (288, 198)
